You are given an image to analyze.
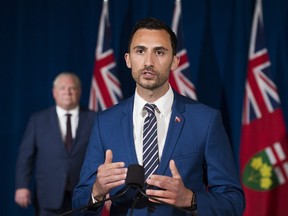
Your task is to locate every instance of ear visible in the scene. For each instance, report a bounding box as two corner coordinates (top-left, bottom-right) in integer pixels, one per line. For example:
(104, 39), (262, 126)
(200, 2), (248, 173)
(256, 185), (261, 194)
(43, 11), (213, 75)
(52, 88), (56, 99)
(124, 53), (131, 68)
(171, 55), (180, 71)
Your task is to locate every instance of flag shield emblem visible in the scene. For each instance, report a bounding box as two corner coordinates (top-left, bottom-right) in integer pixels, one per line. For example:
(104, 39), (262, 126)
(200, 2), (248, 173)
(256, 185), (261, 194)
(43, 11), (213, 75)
(242, 148), (280, 191)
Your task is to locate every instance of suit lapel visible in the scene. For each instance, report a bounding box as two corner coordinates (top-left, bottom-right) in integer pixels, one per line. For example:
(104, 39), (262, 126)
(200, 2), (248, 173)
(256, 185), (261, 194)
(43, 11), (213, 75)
(71, 109), (91, 154)
(50, 107), (68, 153)
(121, 97), (139, 165)
(73, 110), (84, 148)
(158, 96), (185, 175)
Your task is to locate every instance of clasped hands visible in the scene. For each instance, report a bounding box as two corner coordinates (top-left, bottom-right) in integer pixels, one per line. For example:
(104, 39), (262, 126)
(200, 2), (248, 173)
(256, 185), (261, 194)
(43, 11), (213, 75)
(92, 149), (193, 208)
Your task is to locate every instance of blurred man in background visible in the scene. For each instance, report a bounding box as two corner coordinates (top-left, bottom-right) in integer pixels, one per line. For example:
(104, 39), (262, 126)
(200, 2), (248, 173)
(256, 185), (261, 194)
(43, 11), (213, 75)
(15, 72), (96, 216)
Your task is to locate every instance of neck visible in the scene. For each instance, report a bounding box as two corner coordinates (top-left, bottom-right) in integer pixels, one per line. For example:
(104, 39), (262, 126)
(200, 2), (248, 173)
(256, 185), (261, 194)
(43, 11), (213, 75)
(136, 83), (169, 103)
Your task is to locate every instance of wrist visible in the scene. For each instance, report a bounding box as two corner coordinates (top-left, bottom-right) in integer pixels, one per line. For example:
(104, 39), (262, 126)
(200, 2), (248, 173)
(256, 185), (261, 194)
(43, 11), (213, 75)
(184, 191), (197, 213)
(93, 194), (105, 202)
(92, 184), (105, 202)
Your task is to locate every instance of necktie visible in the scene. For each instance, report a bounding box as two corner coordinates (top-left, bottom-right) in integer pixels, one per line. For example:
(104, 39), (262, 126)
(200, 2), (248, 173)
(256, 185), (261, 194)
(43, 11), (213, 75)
(65, 113), (72, 151)
(143, 103), (159, 180)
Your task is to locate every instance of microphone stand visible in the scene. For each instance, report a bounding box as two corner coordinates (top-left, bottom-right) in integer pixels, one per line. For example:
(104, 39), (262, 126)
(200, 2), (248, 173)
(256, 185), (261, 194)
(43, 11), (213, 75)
(60, 185), (131, 216)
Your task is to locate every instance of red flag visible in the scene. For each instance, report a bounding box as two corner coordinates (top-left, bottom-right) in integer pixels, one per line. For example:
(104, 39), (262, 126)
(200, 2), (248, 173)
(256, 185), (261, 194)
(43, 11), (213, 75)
(89, 0), (122, 112)
(169, 0), (197, 100)
(240, 0), (288, 215)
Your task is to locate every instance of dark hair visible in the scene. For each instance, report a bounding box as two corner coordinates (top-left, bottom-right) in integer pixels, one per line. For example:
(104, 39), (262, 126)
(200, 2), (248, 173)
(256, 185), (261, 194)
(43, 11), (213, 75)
(127, 17), (177, 55)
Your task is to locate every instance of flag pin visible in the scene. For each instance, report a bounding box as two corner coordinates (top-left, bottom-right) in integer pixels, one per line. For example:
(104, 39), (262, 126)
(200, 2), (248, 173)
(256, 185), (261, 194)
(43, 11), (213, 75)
(175, 116), (181, 122)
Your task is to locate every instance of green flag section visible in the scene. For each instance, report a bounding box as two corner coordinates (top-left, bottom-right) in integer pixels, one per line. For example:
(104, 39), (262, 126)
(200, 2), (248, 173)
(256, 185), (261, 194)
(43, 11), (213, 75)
(242, 142), (287, 191)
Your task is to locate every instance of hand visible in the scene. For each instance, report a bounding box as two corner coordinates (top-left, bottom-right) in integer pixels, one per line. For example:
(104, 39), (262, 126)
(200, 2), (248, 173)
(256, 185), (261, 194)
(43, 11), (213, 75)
(146, 160), (193, 208)
(15, 188), (31, 208)
(92, 149), (127, 201)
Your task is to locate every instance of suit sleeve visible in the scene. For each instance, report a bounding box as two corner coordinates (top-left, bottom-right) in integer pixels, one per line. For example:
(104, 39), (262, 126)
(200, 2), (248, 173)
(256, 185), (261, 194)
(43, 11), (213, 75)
(196, 111), (245, 216)
(72, 114), (105, 215)
(15, 116), (37, 189)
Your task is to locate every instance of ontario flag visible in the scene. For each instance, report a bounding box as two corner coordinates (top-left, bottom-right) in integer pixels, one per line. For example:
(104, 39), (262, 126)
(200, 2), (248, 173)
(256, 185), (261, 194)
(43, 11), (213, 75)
(240, 0), (288, 215)
(89, 0), (122, 112)
(169, 0), (197, 100)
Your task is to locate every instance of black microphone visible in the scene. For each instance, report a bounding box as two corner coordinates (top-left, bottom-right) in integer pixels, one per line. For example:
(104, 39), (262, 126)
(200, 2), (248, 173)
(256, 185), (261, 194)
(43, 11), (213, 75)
(125, 164), (145, 188)
(60, 164), (144, 216)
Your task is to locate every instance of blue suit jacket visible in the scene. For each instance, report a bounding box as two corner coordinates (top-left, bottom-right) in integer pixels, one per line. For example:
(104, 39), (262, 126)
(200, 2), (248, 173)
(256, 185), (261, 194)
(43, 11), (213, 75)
(73, 93), (245, 215)
(15, 106), (95, 209)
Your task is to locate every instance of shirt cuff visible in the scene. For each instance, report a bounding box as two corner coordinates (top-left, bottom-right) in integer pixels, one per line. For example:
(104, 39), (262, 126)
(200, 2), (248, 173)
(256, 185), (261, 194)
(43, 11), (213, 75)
(91, 193), (97, 203)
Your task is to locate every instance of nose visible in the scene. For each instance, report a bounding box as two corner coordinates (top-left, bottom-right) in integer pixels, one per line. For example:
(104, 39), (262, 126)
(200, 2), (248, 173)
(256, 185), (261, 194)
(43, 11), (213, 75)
(64, 87), (72, 94)
(144, 51), (154, 68)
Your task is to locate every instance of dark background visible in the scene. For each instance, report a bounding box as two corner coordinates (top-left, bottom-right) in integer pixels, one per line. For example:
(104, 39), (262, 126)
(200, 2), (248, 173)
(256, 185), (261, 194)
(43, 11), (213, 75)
(1, 0), (287, 215)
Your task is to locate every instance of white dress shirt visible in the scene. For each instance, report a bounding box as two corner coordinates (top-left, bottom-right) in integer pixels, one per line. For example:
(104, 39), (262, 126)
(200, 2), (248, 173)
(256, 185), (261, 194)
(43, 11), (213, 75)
(133, 86), (174, 165)
(56, 106), (79, 142)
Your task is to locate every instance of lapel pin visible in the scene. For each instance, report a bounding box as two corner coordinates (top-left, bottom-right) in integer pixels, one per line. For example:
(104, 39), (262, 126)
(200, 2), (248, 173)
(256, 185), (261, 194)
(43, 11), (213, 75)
(175, 116), (181, 123)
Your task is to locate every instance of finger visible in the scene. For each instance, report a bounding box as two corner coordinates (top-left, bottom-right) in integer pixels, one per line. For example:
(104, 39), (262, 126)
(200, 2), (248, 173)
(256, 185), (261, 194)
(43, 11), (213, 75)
(147, 175), (172, 190)
(104, 149), (113, 164)
(169, 160), (181, 179)
(147, 190), (174, 204)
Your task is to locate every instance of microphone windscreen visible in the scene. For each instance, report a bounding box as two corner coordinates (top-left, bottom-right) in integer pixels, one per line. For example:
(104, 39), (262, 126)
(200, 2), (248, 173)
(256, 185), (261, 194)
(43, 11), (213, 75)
(125, 164), (145, 188)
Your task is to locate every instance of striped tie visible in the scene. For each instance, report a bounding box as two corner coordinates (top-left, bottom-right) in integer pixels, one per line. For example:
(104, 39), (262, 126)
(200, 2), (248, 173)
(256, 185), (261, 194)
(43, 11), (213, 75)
(143, 103), (159, 180)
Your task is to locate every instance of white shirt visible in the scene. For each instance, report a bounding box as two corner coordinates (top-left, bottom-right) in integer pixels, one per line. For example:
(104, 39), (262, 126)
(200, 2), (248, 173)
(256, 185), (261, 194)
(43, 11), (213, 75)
(56, 106), (79, 141)
(133, 86), (174, 165)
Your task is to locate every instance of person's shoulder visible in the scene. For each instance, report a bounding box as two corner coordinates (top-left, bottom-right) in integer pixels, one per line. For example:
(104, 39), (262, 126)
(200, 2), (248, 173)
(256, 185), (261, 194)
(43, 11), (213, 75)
(79, 106), (96, 114)
(79, 106), (97, 120)
(30, 106), (56, 117)
(175, 93), (219, 114)
(25, 107), (56, 125)
(97, 96), (134, 116)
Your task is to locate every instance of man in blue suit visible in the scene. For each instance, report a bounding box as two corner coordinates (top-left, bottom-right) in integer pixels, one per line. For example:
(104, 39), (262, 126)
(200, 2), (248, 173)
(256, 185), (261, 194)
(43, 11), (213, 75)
(15, 72), (96, 216)
(73, 18), (245, 215)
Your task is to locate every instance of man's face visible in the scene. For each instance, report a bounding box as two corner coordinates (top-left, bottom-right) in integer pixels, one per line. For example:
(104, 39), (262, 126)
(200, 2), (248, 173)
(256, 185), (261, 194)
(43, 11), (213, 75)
(52, 75), (81, 110)
(125, 29), (179, 92)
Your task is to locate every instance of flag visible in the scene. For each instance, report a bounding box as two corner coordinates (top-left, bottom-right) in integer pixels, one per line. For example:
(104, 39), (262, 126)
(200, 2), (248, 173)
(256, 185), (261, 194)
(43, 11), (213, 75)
(89, 0), (121, 215)
(240, 0), (288, 215)
(89, 0), (122, 112)
(169, 0), (197, 100)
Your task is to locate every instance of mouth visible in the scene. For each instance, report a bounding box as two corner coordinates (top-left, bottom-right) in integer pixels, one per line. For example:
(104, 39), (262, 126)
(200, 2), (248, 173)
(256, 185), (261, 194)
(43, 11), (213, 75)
(142, 68), (157, 75)
(141, 71), (156, 79)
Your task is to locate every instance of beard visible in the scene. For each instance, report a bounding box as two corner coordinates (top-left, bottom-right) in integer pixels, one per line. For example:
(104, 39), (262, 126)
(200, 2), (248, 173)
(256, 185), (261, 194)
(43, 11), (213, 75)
(132, 67), (170, 91)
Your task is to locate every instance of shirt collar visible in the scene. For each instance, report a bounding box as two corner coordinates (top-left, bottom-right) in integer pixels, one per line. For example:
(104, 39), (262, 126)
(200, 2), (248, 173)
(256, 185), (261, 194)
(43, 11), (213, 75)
(56, 105), (79, 117)
(134, 85), (174, 117)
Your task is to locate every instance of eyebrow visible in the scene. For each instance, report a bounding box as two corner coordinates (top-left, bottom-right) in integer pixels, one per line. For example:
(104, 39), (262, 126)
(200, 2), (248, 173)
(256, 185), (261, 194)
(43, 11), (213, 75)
(132, 45), (168, 52)
(154, 47), (168, 52)
(132, 45), (146, 50)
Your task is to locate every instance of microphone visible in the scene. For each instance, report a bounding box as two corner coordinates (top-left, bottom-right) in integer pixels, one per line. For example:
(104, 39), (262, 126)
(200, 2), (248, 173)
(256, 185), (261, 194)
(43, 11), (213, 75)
(60, 164), (144, 216)
(125, 164), (145, 188)
(126, 164), (146, 216)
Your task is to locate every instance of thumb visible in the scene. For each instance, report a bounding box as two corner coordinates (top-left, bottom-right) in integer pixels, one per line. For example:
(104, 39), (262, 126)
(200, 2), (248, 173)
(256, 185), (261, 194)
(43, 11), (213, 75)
(169, 160), (181, 179)
(104, 149), (113, 164)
